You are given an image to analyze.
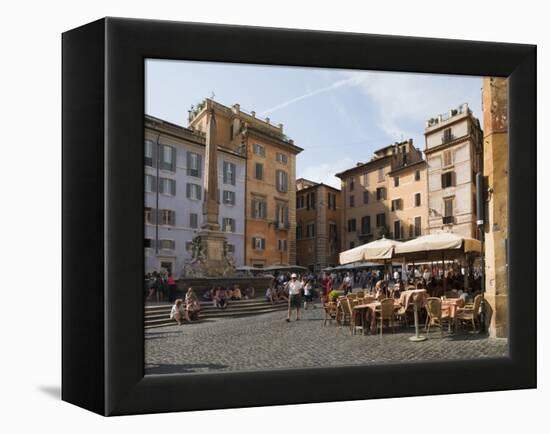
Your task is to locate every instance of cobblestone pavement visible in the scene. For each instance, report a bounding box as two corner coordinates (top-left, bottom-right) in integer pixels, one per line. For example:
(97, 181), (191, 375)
(145, 305), (508, 375)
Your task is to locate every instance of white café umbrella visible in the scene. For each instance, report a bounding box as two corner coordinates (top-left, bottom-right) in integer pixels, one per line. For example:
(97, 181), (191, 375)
(394, 232), (481, 256)
(339, 236), (403, 265)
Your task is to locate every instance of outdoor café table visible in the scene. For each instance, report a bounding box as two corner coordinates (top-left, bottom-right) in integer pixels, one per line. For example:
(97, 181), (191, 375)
(355, 300), (401, 335)
(399, 289), (428, 311)
(352, 303), (372, 334)
(441, 297), (465, 331)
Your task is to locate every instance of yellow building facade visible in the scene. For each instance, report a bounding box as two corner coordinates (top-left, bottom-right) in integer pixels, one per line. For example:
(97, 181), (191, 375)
(336, 139), (428, 250)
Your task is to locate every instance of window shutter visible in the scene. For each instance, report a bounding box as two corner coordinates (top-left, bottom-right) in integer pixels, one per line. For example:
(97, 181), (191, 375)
(171, 211), (176, 226)
(252, 199), (257, 218)
(284, 206), (289, 224)
(232, 163), (236, 185)
(171, 179), (176, 195)
(186, 152), (192, 176)
(186, 183), (191, 198)
(159, 145), (166, 170)
(160, 145), (167, 170)
(197, 154), (202, 178)
(223, 162), (228, 184)
(197, 186), (202, 201)
(170, 146), (176, 172)
(152, 141), (157, 167)
(150, 208), (157, 224)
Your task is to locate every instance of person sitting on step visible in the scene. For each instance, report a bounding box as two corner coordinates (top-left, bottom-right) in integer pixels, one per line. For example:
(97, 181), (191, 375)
(231, 285), (242, 300)
(185, 287), (200, 320)
(214, 287), (228, 309)
(170, 299), (190, 326)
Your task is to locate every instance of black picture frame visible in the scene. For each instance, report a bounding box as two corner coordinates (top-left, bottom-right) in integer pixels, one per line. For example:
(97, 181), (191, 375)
(62, 17), (536, 416)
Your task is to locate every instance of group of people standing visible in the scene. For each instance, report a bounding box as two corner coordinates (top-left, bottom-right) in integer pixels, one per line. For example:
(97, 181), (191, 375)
(145, 271), (178, 303)
(263, 272), (316, 322)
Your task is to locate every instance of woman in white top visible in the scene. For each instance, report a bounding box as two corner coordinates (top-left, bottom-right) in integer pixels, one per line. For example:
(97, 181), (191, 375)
(303, 279), (315, 310)
(170, 299), (190, 325)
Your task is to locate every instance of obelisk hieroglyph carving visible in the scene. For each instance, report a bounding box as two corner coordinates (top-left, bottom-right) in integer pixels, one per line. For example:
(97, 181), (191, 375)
(202, 102), (220, 231)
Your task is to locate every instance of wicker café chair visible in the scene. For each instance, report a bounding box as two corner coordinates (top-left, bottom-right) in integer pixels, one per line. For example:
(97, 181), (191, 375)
(375, 298), (396, 336)
(456, 294), (482, 332)
(362, 296), (375, 305)
(424, 297), (451, 335)
(339, 298), (356, 335)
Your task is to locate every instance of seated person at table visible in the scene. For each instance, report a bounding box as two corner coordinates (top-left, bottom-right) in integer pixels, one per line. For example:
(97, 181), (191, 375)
(391, 280), (403, 298)
(225, 288), (234, 300)
(170, 299), (190, 325)
(374, 280), (385, 300)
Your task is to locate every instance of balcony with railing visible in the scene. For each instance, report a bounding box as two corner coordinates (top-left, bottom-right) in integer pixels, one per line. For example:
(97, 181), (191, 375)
(275, 220), (290, 230)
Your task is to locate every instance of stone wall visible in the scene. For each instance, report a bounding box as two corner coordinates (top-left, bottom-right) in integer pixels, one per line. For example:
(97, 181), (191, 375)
(176, 276), (274, 298)
(482, 77), (509, 338)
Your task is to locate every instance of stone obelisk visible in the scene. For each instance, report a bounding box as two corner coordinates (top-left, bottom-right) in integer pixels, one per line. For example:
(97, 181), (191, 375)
(196, 99), (227, 274)
(202, 102), (220, 231)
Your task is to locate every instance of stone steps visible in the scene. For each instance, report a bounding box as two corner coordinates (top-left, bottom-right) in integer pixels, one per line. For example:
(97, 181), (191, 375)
(145, 297), (274, 311)
(144, 299), (291, 329)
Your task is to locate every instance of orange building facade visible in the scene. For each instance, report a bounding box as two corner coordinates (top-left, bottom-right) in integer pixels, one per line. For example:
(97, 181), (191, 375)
(188, 99), (303, 267)
(295, 179), (342, 271)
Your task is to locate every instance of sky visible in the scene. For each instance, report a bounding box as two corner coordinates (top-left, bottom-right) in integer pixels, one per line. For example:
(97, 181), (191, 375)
(145, 60), (483, 188)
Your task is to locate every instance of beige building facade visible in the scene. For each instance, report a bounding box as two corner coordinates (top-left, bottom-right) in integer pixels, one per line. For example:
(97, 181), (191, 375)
(482, 77), (509, 338)
(336, 139), (428, 251)
(295, 179), (341, 271)
(424, 104), (483, 239)
(188, 99), (303, 267)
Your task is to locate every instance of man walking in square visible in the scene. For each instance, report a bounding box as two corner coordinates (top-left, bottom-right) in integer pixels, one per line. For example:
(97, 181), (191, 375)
(285, 273), (303, 322)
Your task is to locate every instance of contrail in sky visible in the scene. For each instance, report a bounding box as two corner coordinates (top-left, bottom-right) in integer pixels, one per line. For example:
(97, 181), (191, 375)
(259, 75), (365, 116)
